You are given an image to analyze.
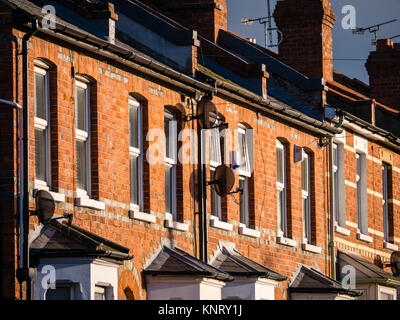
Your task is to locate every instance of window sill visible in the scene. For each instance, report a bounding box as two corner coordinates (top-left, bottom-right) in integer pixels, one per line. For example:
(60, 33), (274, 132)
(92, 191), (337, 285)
(302, 243), (322, 254)
(75, 196), (105, 210)
(335, 224), (350, 236)
(384, 242), (398, 251)
(276, 236), (297, 247)
(164, 219), (189, 232)
(33, 185), (65, 203)
(238, 225), (260, 238)
(356, 232), (373, 243)
(210, 217), (233, 231)
(129, 209), (156, 224)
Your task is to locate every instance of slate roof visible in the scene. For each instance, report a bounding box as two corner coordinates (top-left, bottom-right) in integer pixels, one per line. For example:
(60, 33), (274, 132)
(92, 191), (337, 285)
(337, 250), (400, 284)
(289, 265), (361, 297)
(30, 220), (133, 263)
(210, 246), (287, 281)
(143, 246), (233, 282)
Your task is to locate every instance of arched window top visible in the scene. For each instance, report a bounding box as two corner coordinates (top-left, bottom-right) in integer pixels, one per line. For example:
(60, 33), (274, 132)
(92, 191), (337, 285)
(129, 96), (140, 107)
(129, 93), (147, 105)
(34, 58), (54, 70)
(238, 122), (252, 130)
(276, 137), (289, 148)
(74, 74), (95, 84)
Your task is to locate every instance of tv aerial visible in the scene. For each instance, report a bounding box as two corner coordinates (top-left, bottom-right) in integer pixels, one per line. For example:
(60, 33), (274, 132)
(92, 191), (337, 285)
(352, 19), (398, 46)
(31, 190), (73, 225)
(240, 0), (282, 49)
(375, 251), (400, 277)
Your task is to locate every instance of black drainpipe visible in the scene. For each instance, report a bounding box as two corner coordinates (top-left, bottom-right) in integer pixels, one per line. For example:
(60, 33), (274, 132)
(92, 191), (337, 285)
(21, 20), (38, 300)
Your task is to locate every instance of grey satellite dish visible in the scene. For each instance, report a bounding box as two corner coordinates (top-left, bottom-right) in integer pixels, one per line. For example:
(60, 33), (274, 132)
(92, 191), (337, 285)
(34, 190), (55, 224)
(213, 164), (235, 197)
(197, 97), (218, 129)
(376, 251), (400, 277)
(390, 251), (400, 277)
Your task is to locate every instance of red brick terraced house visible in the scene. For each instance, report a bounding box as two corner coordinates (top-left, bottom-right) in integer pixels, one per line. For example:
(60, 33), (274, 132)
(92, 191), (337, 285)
(0, 0), (399, 300)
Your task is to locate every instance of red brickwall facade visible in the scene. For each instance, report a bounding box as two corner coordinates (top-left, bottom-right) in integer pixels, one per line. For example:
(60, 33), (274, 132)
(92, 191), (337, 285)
(1, 0), (400, 301)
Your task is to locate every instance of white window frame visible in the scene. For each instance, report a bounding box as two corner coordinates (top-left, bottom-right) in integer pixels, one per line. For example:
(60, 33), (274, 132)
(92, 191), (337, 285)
(210, 167), (222, 220)
(301, 151), (311, 244)
(209, 114), (222, 168)
(238, 126), (251, 177)
(382, 163), (390, 243)
(238, 125), (253, 229)
(239, 175), (249, 227)
(75, 79), (91, 198)
(333, 143), (339, 222)
(209, 114), (222, 220)
(276, 140), (287, 237)
(34, 65), (51, 189)
(378, 286), (396, 300)
(356, 152), (368, 235)
(129, 98), (143, 212)
(164, 110), (177, 220)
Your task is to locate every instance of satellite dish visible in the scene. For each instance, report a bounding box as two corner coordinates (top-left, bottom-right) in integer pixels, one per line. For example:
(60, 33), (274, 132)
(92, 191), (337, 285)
(213, 165), (235, 197)
(390, 251), (400, 276)
(197, 98), (218, 129)
(34, 190), (55, 224)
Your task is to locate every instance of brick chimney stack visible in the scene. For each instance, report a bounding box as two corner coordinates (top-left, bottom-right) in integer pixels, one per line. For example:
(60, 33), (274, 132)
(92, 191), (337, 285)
(141, 0), (227, 43)
(366, 39), (400, 111)
(273, 0), (336, 81)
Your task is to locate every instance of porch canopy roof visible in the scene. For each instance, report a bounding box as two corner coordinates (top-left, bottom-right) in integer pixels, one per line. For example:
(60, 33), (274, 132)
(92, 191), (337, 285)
(143, 246), (233, 282)
(210, 245), (287, 281)
(337, 250), (400, 288)
(30, 220), (134, 264)
(289, 265), (362, 297)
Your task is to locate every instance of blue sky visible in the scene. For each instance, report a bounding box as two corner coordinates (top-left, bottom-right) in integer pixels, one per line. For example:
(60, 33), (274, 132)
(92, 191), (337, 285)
(227, 0), (400, 84)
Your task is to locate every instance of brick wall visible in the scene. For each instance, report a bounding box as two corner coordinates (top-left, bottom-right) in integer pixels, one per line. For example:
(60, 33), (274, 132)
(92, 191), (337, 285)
(335, 130), (400, 269)
(1, 5), (399, 301)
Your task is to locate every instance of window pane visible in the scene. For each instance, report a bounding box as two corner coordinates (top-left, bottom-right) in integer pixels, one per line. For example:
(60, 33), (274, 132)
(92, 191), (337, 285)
(333, 144), (338, 166)
(164, 116), (170, 158)
(381, 292), (394, 300)
(357, 179), (362, 230)
(76, 87), (87, 132)
(276, 147), (283, 184)
(210, 128), (221, 164)
(211, 170), (222, 219)
(334, 170), (339, 222)
(302, 198), (310, 241)
(129, 104), (139, 148)
(356, 154), (361, 178)
(239, 178), (248, 226)
(130, 156), (138, 205)
(165, 166), (171, 214)
(35, 72), (46, 120)
(301, 157), (308, 192)
(356, 154), (362, 231)
(35, 128), (46, 181)
(382, 165), (389, 241)
(277, 190), (283, 233)
(46, 287), (71, 300)
(76, 139), (87, 190)
(238, 132), (248, 170)
(94, 286), (105, 300)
